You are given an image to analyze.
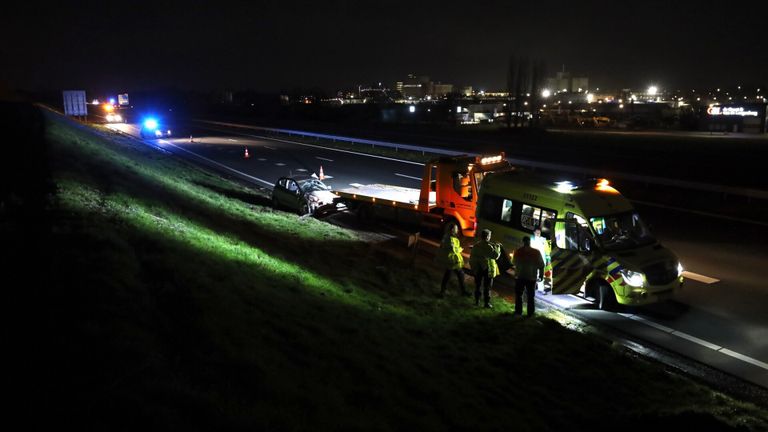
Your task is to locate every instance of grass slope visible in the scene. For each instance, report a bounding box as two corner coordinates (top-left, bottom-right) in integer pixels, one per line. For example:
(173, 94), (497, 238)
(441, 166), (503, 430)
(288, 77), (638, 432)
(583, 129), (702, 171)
(10, 109), (767, 431)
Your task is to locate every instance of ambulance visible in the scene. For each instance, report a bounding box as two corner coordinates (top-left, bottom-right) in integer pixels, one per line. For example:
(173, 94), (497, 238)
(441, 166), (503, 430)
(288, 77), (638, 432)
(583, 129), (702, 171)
(476, 171), (683, 309)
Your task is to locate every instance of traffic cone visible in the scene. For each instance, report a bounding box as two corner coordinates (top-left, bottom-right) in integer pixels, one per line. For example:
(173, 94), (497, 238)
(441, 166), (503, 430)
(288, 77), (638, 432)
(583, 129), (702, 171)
(244, 148), (250, 159)
(319, 165), (325, 180)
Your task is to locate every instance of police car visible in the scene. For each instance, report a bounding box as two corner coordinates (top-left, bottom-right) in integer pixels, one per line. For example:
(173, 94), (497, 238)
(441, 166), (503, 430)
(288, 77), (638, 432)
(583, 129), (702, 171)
(139, 118), (172, 139)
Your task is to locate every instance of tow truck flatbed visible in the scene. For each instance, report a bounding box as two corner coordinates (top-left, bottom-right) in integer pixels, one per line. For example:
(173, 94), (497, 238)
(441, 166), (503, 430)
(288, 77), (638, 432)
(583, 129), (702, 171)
(334, 184), (436, 210)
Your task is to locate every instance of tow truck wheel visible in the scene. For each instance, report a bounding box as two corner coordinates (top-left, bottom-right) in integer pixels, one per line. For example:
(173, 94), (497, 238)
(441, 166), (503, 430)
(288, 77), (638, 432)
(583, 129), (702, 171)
(598, 283), (617, 311)
(272, 196), (280, 210)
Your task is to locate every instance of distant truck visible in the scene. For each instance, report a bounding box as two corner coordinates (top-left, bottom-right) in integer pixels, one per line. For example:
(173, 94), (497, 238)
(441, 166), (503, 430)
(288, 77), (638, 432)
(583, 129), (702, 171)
(334, 153), (512, 237)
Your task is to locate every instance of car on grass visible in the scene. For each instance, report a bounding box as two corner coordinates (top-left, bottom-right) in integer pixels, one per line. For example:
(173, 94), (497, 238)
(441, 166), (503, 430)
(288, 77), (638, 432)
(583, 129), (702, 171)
(272, 175), (337, 215)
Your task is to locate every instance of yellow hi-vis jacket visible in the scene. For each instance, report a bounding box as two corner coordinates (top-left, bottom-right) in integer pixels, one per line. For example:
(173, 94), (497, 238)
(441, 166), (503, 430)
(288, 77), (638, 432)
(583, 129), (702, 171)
(436, 233), (464, 270)
(470, 240), (501, 278)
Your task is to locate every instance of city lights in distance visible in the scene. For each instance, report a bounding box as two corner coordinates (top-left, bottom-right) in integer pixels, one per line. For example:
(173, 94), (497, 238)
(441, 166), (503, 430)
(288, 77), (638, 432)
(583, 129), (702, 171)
(541, 89), (551, 98)
(647, 86), (658, 96)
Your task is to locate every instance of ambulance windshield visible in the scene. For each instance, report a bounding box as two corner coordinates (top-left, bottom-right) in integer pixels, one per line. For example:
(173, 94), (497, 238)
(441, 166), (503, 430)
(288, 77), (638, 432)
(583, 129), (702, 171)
(589, 211), (656, 251)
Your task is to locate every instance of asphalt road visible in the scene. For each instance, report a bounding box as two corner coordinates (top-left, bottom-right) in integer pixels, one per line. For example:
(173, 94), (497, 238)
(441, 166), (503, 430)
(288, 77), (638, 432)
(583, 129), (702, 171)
(107, 121), (768, 389)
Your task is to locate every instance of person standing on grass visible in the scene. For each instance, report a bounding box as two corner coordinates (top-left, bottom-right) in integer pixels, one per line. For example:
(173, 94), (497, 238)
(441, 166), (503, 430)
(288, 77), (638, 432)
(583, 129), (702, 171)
(530, 228), (551, 293)
(437, 224), (470, 297)
(470, 229), (501, 308)
(512, 236), (545, 317)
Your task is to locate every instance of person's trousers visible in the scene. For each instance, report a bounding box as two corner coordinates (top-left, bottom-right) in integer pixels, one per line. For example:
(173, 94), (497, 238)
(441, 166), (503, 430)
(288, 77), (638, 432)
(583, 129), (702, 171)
(474, 273), (493, 305)
(515, 278), (536, 316)
(441, 269), (466, 294)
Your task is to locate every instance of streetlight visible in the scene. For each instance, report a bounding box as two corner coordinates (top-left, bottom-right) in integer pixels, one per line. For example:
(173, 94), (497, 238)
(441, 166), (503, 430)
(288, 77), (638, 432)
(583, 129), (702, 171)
(647, 86), (658, 96)
(541, 89), (551, 98)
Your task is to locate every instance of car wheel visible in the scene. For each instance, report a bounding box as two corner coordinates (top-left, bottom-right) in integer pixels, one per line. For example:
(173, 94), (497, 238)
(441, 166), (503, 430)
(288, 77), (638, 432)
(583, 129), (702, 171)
(598, 283), (617, 311)
(299, 202), (310, 216)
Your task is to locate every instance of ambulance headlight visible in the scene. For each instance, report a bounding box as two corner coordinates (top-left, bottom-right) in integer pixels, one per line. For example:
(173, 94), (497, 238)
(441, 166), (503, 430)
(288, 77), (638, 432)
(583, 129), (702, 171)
(154, 129), (163, 137)
(620, 269), (645, 287)
(677, 263), (683, 277)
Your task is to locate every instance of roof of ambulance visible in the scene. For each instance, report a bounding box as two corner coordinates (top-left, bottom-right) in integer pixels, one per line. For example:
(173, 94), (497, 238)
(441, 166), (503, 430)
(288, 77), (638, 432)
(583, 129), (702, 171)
(481, 169), (634, 216)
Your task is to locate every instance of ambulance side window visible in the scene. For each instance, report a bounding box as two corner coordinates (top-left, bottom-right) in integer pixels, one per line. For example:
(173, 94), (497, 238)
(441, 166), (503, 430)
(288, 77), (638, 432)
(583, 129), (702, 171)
(521, 204), (538, 230)
(520, 204), (557, 239)
(501, 199), (514, 222)
(565, 212), (592, 252)
(478, 194), (504, 222)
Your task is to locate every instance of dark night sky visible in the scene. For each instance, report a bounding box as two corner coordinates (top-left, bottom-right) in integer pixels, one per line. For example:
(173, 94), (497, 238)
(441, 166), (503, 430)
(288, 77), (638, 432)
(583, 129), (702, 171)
(2, 0), (766, 94)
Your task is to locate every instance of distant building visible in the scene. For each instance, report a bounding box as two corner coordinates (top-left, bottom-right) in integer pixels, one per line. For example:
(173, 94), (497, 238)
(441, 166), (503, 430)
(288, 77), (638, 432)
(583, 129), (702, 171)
(431, 83), (454, 97)
(401, 74), (430, 99)
(546, 70), (589, 93)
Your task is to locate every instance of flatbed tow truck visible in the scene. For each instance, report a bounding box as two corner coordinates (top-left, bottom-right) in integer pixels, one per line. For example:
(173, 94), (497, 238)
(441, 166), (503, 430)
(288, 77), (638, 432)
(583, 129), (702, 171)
(333, 153), (513, 237)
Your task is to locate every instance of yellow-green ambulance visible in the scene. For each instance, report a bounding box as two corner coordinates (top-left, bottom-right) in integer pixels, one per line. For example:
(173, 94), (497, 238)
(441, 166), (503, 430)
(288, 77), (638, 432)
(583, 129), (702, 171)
(476, 171), (684, 309)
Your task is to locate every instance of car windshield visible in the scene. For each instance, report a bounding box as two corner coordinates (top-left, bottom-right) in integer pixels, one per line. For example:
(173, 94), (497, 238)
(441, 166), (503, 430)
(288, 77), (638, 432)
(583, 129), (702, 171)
(298, 179), (331, 193)
(589, 211), (656, 251)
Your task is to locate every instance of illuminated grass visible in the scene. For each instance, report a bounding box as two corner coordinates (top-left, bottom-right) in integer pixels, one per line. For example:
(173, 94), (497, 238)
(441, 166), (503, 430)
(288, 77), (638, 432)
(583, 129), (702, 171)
(57, 179), (400, 314)
(35, 112), (768, 431)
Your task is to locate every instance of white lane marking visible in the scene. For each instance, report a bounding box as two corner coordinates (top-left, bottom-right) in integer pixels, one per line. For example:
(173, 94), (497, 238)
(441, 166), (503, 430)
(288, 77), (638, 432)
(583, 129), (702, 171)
(275, 162), (286, 166)
(296, 168), (308, 172)
(671, 330), (722, 350)
(632, 199), (768, 228)
(349, 183), (364, 188)
(316, 156), (334, 162)
(264, 146), (275, 150)
(622, 312), (768, 371)
(682, 271), (720, 284)
(395, 173), (422, 181)
(257, 158), (267, 161)
(154, 140), (273, 187)
(627, 314), (676, 333)
(719, 349), (768, 371)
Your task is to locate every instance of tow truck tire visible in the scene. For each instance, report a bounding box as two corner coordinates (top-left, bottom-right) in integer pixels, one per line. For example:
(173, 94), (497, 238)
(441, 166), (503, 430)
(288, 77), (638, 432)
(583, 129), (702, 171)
(443, 219), (462, 238)
(272, 196), (280, 210)
(598, 283), (617, 311)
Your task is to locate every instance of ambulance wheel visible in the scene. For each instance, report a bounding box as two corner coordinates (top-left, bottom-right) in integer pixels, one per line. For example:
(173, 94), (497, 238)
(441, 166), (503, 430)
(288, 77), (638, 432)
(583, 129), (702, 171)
(598, 283), (617, 311)
(443, 219), (462, 238)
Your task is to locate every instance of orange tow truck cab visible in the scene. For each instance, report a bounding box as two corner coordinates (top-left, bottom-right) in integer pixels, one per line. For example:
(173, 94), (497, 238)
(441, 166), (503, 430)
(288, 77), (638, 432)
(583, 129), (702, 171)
(418, 153), (512, 237)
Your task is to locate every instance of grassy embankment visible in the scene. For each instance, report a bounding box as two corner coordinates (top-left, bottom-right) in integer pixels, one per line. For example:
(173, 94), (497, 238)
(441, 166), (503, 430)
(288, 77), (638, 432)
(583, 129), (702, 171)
(15, 110), (768, 430)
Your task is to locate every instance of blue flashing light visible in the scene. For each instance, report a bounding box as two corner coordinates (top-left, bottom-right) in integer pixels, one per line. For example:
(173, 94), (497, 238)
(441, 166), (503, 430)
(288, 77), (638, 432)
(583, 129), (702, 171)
(143, 118), (158, 130)
(109, 98), (116, 105)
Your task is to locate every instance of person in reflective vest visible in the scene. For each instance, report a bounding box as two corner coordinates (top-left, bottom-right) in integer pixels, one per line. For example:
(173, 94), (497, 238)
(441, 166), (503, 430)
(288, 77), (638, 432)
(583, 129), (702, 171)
(470, 229), (501, 308)
(436, 224), (469, 297)
(530, 228), (552, 292)
(512, 236), (545, 317)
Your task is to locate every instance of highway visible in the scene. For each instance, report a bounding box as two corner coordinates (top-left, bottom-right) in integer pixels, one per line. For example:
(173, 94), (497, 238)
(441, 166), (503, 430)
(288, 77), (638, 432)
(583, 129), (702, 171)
(106, 121), (768, 390)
